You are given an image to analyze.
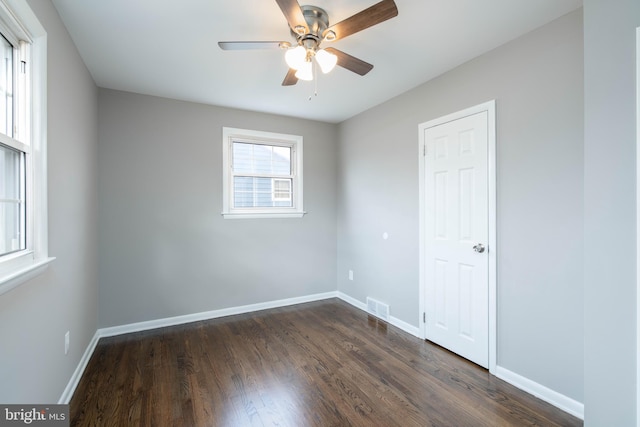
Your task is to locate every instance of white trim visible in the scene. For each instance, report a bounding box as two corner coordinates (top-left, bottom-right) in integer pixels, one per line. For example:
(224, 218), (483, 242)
(58, 331), (100, 404)
(487, 102), (497, 373)
(636, 25), (640, 427)
(221, 127), (304, 219)
(60, 291), (422, 401)
(494, 365), (584, 420)
(418, 100), (497, 373)
(58, 292), (340, 403)
(58, 290), (580, 421)
(0, 131), (29, 152)
(390, 315), (421, 337)
(0, 0), (32, 43)
(0, 255), (54, 295)
(337, 291), (367, 312)
(99, 291), (338, 338)
(221, 212), (306, 219)
(337, 292), (422, 337)
(339, 289), (583, 419)
(0, 0), (50, 290)
(30, 24), (48, 261)
(337, 291), (366, 311)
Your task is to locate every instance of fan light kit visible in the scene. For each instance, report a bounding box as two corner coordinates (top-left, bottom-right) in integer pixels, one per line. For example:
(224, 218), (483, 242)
(285, 45), (337, 80)
(219, 0), (398, 86)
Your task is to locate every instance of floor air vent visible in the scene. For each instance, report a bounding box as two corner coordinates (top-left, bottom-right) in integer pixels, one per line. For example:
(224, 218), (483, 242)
(366, 297), (389, 321)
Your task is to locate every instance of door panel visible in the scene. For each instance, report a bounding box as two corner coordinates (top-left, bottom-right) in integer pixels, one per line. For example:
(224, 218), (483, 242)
(424, 111), (489, 368)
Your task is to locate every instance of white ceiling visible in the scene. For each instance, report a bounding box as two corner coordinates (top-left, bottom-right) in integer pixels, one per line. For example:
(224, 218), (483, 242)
(51, 0), (582, 123)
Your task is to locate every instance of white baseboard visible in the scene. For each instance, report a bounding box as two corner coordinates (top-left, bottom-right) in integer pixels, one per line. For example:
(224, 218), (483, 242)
(494, 365), (584, 420)
(337, 292), (583, 420)
(58, 330), (100, 404)
(337, 291), (367, 310)
(59, 290), (583, 422)
(99, 291), (339, 337)
(59, 291), (339, 403)
(337, 292), (421, 338)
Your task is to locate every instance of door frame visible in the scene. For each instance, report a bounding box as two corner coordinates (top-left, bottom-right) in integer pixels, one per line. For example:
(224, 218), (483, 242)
(636, 27), (640, 427)
(418, 100), (497, 373)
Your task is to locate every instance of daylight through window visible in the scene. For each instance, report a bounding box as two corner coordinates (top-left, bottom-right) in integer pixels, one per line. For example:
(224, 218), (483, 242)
(0, 143), (25, 257)
(0, 32), (26, 258)
(222, 128), (304, 219)
(232, 142), (292, 208)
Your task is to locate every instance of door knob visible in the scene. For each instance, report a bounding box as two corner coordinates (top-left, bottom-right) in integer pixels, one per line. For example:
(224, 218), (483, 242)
(473, 243), (485, 253)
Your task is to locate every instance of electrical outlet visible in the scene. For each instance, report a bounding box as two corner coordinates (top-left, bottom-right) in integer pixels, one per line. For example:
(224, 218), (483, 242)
(348, 270), (354, 281)
(64, 331), (70, 355)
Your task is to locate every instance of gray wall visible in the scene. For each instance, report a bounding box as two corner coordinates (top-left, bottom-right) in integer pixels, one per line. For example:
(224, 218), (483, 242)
(583, 0), (640, 424)
(337, 10), (584, 403)
(97, 90), (338, 327)
(0, 0), (98, 403)
(4, 2), (634, 417)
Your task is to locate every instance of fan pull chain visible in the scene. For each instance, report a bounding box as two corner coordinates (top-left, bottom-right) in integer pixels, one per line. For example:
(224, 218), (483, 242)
(314, 70), (318, 97)
(309, 61), (318, 101)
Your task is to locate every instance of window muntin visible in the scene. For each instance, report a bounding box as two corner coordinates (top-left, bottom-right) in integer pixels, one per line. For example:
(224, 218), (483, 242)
(222, 128), (304, 218)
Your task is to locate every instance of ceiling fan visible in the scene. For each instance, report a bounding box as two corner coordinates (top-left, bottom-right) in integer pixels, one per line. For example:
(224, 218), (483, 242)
(218, 0), (398, 86)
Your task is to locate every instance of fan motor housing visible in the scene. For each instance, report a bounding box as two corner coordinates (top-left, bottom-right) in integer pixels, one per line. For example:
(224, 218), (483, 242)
(291, 5), (329, 46)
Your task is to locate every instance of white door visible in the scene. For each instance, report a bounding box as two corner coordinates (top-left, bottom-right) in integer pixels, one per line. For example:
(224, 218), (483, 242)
(422, 110), (489, 368)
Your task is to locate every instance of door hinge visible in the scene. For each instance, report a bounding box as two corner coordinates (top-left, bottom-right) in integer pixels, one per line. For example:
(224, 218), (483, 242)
(423, 312), (426, 323)
(423, 145), (426, 156)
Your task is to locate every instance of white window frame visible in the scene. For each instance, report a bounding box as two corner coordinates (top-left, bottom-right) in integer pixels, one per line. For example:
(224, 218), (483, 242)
(0, 0), (53, 296)
(222, 127), (304, 219)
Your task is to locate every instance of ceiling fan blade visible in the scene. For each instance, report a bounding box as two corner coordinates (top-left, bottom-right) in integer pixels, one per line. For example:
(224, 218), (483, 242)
(324, 48), (373, 76)
(323, 0), (398, 42)
(274, 0), (308, 34)
(282, 68), (299, 86)
(218, 41), (290, 50)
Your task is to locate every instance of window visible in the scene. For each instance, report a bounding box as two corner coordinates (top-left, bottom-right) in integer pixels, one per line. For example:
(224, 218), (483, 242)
(0, 0), (52, 295)
(222, 127), (304, 219)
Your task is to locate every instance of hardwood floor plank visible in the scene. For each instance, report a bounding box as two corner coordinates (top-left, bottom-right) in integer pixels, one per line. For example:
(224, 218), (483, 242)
(70, 299), (581, 426)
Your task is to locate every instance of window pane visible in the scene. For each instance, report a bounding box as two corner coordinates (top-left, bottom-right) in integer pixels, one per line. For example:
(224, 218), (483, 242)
(0, 35), (12, 138)
(232, 142), (253, 173)
(253, 146), (272, 174)
(232, 142), (291, 175)
(233, 176), (293, 208)
(272, 146), (291, 174)
(273, 178), (292, 202)
(0, 144), (24, 256)
(0, 145), (20, 200)
(0, 201), (21, 255)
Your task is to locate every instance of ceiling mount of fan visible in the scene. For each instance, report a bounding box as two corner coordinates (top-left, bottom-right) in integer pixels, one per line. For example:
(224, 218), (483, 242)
(218, 0), (398, 86)
(294, 6), (329, 39)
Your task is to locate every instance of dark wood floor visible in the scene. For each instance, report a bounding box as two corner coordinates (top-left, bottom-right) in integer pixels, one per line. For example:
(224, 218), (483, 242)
(70, 299), (582, 426)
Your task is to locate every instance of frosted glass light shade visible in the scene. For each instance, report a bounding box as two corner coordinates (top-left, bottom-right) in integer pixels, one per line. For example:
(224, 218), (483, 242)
(294, 61), (313, 81)
(285, 46), (306, 70)
(315, 49), (337, 74)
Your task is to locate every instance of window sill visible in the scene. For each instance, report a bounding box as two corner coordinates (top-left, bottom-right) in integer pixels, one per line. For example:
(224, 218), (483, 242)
(0, 257), (56, 296)
(222, 212), (306, 219)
